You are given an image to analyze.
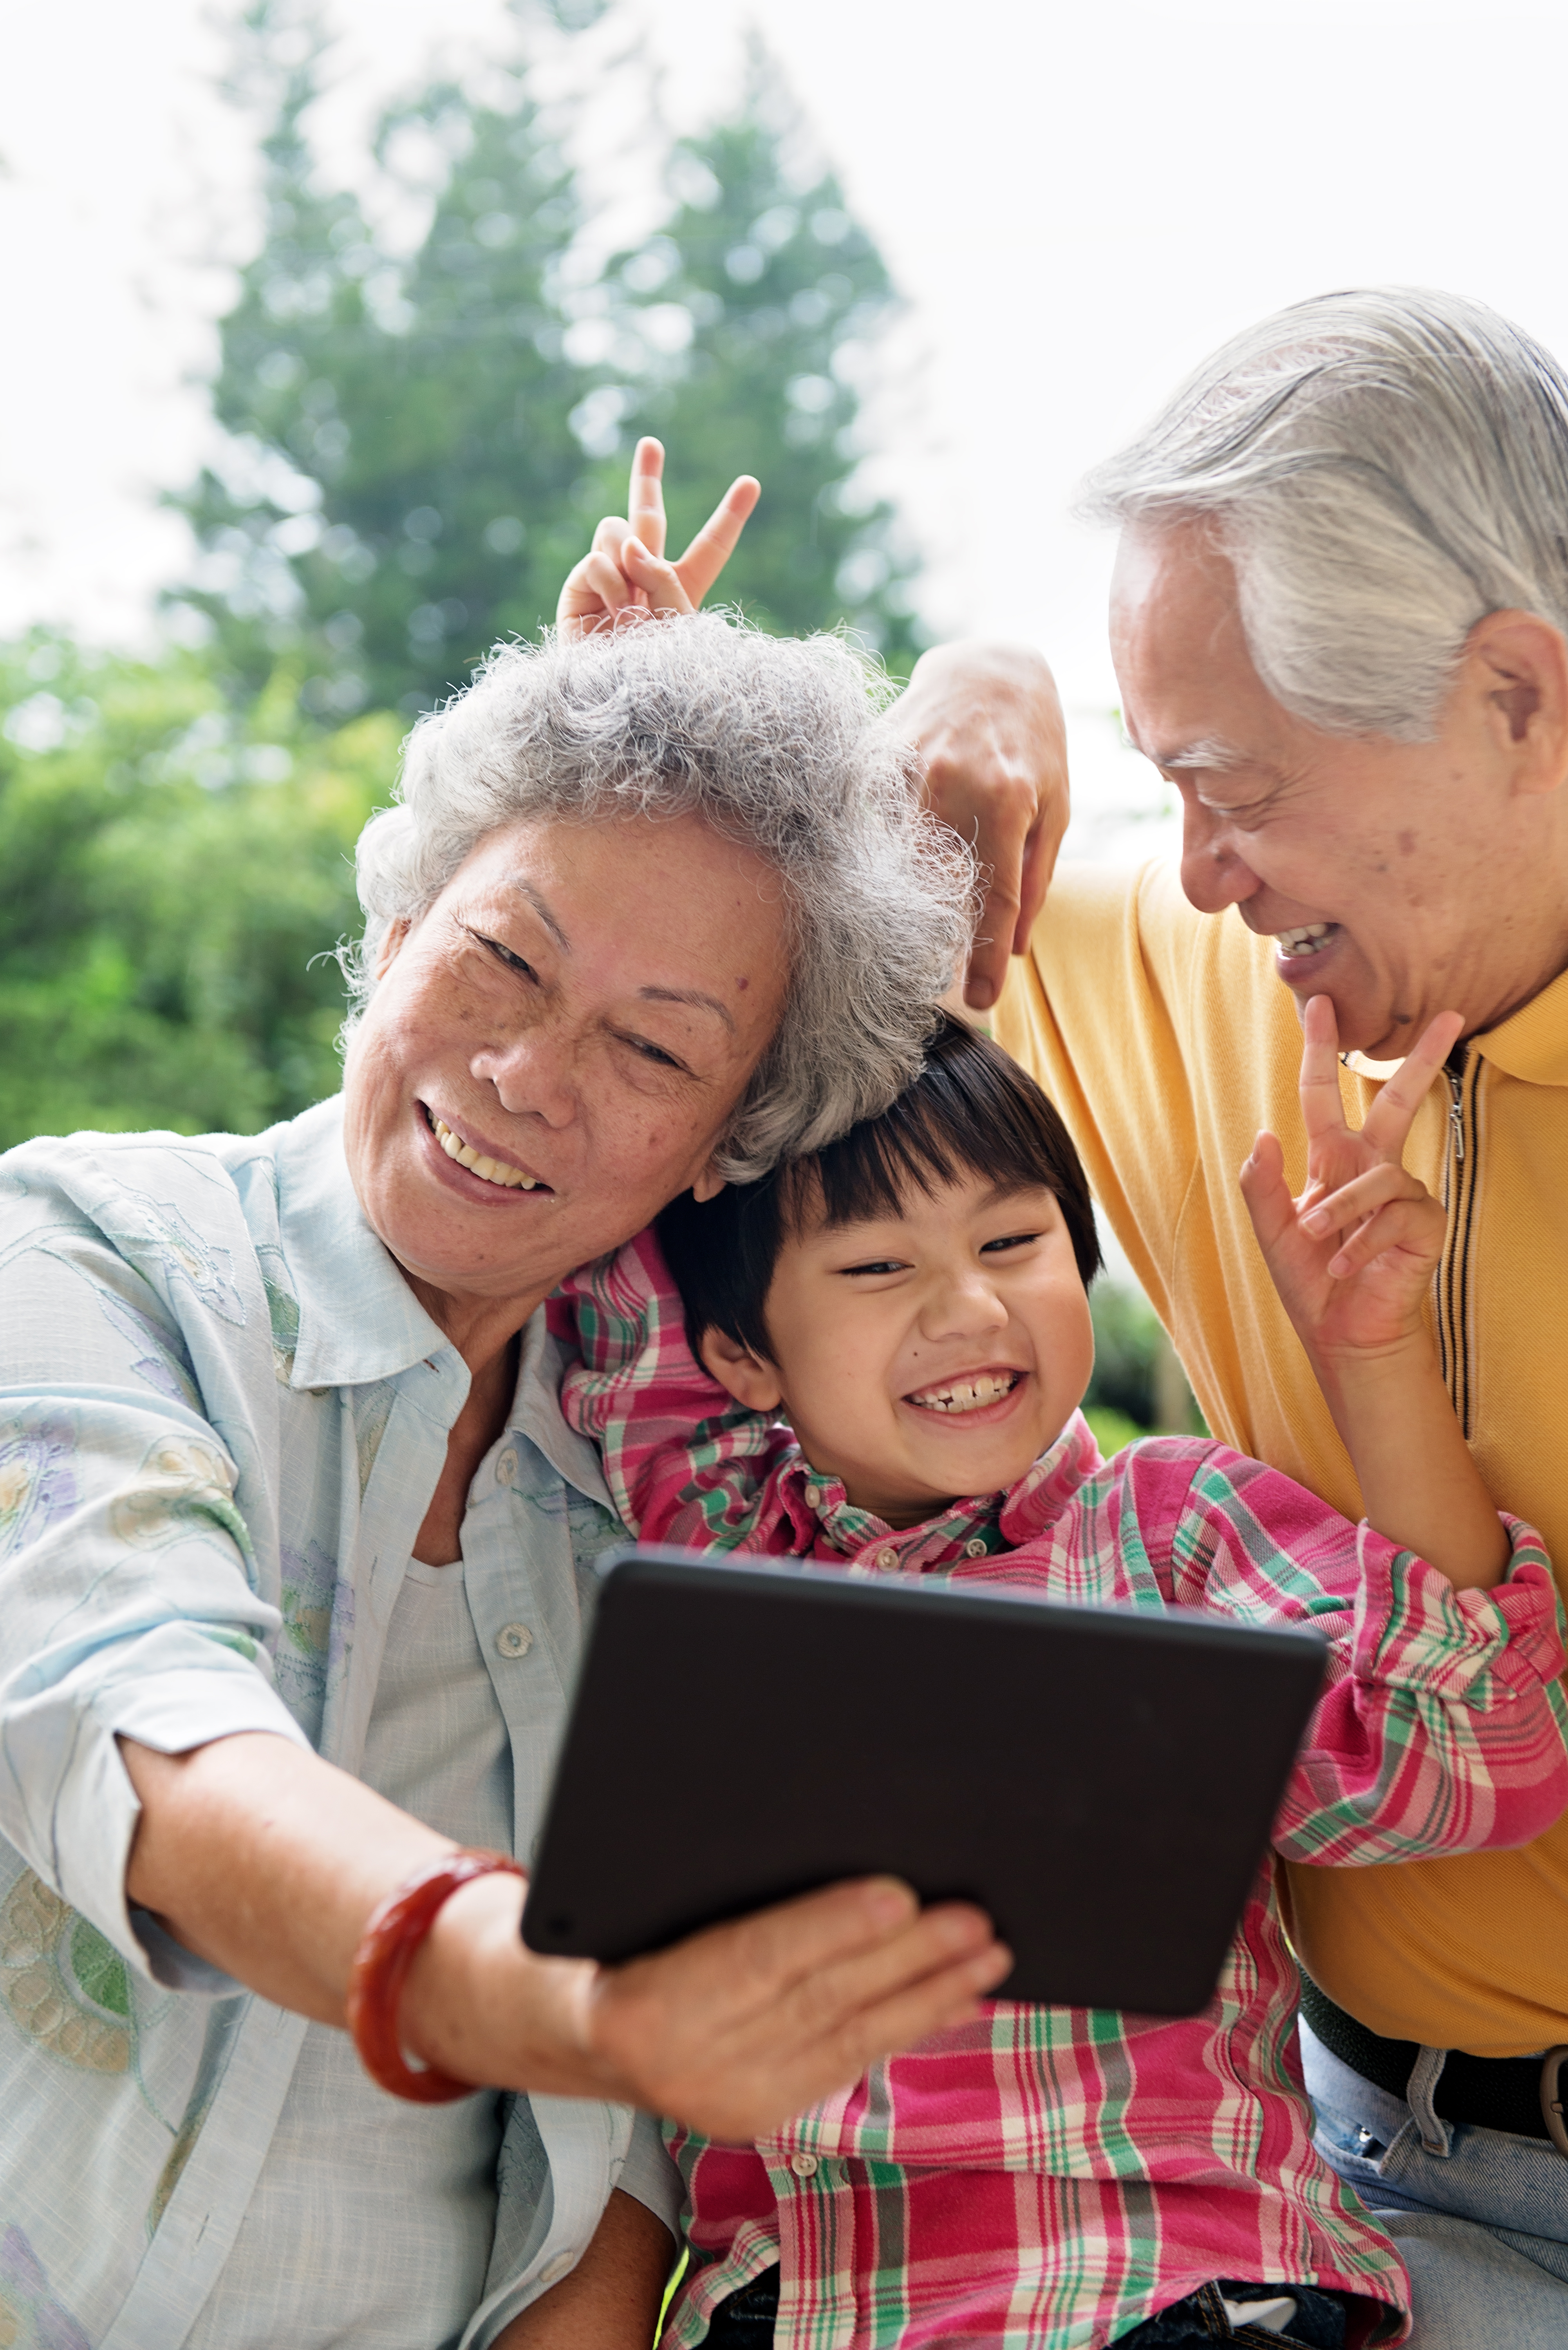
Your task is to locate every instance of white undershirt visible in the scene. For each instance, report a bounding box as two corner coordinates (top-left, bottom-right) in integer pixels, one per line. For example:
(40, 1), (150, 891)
(186, 1557), (515, 2350)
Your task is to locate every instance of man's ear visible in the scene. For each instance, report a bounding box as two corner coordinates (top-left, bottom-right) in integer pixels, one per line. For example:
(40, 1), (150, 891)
(1468, 610), (1568, 791)
(691, 1160), (727, 1204)
(698, 1325), (784, 1413)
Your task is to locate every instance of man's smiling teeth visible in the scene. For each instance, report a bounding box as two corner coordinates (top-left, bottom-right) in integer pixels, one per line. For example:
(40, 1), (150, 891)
(433, 1118), (540, 1189)
(907, 1371), (1019, 1414)
(1275, 921), (1335, 959)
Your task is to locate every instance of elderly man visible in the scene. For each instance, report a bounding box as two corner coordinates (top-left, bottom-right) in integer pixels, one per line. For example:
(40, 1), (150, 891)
(907, 288), (1568, 2346)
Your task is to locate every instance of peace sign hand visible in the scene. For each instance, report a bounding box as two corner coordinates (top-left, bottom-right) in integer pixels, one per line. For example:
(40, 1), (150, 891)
(1239, 993), (1463, 1365)
(557, 437), (761, 636)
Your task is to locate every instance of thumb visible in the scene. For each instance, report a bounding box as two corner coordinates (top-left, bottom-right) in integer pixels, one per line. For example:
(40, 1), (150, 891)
(1239, 1129), (1293, 1251)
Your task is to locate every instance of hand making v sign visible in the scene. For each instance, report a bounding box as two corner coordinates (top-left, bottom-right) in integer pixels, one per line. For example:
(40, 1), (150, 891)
(1240, 994), (1507, 1590)
(557, 437), (761, 634)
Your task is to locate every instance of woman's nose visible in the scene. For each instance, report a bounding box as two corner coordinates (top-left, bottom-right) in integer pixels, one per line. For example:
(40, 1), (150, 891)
(471, 1028), (576, 1128)
(1179, 798), (1261, 916)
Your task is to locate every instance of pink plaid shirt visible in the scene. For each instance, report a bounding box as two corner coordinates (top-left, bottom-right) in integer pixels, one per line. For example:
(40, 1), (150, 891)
(551, 1232), (1568, 2350)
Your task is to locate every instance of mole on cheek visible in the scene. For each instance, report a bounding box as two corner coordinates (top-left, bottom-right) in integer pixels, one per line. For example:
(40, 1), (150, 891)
(1398, 830), (1418, 857)
(736, 976), (750, 992)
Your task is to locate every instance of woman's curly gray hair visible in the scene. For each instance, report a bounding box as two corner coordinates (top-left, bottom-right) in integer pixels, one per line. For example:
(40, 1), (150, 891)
(346, 612), (975, 1180)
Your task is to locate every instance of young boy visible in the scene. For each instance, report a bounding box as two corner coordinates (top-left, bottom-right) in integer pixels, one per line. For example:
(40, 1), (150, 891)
(549, 1009), (1567, 2350)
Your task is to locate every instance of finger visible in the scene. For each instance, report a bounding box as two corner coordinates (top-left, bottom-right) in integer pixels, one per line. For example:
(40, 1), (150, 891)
(591, 514), (632, 559)
(674, 476), (761, 607)
(1011, 790), (1068, 957)
(1300, 1161), (1427, 1240)
(1324, 1195), (1448, 1281)
(622, 534), (696, 616)
(1359, 1008), (1465, 1162)
(628, 438), (668, 561)
(1238, 1129), (1296, 1254)
(556, 550), (636, 628)
(948, 773), (1041, 1011)
(788, 1900), (1003, 2034)
(1297, 994), (1351, 1146)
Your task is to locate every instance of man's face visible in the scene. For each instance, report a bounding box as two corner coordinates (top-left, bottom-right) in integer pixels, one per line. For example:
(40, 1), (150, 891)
(1109, 518), (1560, 1056)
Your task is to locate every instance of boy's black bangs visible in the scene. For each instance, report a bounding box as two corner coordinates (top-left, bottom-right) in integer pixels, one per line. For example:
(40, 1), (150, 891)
(654, 1014), (1103, 1367)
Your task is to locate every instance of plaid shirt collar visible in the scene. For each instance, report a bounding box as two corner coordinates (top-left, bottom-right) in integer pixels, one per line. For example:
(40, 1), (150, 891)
(774, 1410), (1102, 1573)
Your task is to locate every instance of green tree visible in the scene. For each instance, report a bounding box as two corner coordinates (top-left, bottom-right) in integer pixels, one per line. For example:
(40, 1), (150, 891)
(178, 7), (925, 716)
(594, 72), (925, 664)
(0, 633), (391, 1149)
(177, 1), (598, 715)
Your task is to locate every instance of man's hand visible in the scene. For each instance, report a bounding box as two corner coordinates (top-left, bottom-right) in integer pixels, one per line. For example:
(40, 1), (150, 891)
(410, 1870), (1010, 2143)
(558, 438), (760, 636)
(890, 643), (1069, 1012)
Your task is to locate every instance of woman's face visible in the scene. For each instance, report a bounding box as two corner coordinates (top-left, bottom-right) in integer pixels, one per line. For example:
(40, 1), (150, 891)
(342, 808), (791, 1318)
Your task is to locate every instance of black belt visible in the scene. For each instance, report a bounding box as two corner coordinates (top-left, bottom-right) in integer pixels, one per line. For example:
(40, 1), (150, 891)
(1300, 1974), (1568, 2146)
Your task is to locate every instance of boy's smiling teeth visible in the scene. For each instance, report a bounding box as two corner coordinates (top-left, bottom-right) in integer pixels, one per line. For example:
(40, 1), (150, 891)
(433, 1117), (541, 1189)
(907, 1370), (1020, 1414)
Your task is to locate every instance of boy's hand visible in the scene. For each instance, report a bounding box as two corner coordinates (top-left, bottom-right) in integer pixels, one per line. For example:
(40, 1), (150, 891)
(558, 436), (760, 636)
(1240, 993), (1462, 1365)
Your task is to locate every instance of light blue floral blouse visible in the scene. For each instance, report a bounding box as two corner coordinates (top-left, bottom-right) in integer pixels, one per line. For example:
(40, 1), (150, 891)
(0, 1096), (675, 2350)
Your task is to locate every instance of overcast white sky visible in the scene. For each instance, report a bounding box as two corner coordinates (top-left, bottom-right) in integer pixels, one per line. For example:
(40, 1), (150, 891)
(5, 0), (1568, 845)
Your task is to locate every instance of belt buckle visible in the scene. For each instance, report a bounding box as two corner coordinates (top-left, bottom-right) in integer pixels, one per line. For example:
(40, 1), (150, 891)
(1541, 2048), (1568, 2156)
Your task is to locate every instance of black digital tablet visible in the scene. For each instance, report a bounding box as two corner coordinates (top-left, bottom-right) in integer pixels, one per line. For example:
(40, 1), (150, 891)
(522, 1546), (1328, 2016)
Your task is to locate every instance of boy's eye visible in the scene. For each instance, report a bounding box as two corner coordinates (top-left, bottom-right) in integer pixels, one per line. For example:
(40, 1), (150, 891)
(979, 1231), (1044, 1256)
(839, 1258), (909, 1278)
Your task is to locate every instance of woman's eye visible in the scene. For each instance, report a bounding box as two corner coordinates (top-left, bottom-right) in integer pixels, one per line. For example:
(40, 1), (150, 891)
(625, 1036), (681, 1070)
(474, 930), (538, 981)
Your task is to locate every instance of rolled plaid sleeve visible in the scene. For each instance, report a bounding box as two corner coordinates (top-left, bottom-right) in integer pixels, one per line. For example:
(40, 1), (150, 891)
(551, 1228), (788, 1548)
(1275, 1515), (1568, 1864)
(1151, 1444), (1568, 1866)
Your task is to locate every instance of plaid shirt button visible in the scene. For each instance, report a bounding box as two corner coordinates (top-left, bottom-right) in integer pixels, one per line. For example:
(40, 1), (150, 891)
(790, 2153), (818, 2177)
(964, 1536), (988, 1558)
(805, 1484), (823, 1507)
(874, 1546), (898, 1570)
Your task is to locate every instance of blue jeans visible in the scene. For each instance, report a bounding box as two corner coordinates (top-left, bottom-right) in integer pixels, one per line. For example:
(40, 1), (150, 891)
(1301, 2019), (1568, 2347)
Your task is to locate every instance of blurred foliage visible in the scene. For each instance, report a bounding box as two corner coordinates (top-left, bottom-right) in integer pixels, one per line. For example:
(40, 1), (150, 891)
(174, 2), (925, 721)
(0, 633), (391, 1150)
(1084, 1278), (1204, 1438)
(2, 0), (931, 1151)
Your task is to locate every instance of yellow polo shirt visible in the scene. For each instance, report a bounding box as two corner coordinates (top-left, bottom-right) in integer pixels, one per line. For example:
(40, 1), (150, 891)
(995, 859), (1568, 2057)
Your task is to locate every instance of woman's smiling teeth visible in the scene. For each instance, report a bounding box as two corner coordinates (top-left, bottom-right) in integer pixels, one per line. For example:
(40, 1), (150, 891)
(1275, 921), (1337, 959)
(907, 1370), (1021, 1415)
(433, 1117), (542, 1190)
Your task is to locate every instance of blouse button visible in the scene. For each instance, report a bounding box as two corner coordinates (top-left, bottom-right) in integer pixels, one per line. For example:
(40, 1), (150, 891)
(874, 1545), (898, 1571)
(963, 1537), (988, 1558)
(495, 1623), (533, 1659)
(790, 2152), (818, 2177)
(495, 1448), (520, 1486)
(539, 2253), (575, 2287)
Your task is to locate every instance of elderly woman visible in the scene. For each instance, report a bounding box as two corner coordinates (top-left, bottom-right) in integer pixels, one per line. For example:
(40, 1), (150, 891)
(0, 605), (1012, 2350)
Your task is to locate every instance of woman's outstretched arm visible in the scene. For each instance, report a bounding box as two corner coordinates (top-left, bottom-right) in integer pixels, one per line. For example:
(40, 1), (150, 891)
(120, 1728), (1009, 2143)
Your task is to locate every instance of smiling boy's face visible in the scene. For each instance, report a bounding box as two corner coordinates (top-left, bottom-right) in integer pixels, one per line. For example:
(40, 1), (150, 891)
(701, 1170), (1096, 1528)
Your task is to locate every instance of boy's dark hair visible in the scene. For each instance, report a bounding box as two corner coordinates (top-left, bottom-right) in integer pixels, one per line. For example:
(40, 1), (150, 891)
(656, 1012), (1102, 1362)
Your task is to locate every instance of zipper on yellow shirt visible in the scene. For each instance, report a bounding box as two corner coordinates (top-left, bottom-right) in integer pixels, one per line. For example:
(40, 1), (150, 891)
(1439, 1045), (1480, 1439)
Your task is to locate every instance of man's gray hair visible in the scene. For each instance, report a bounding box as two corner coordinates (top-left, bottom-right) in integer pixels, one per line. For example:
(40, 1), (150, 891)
(347, 612), (974, 1180)
(1081, 287), (1568, 741)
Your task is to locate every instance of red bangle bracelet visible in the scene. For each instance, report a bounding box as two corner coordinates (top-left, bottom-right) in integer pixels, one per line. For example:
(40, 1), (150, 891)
(346, 1847), (526, 2103)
